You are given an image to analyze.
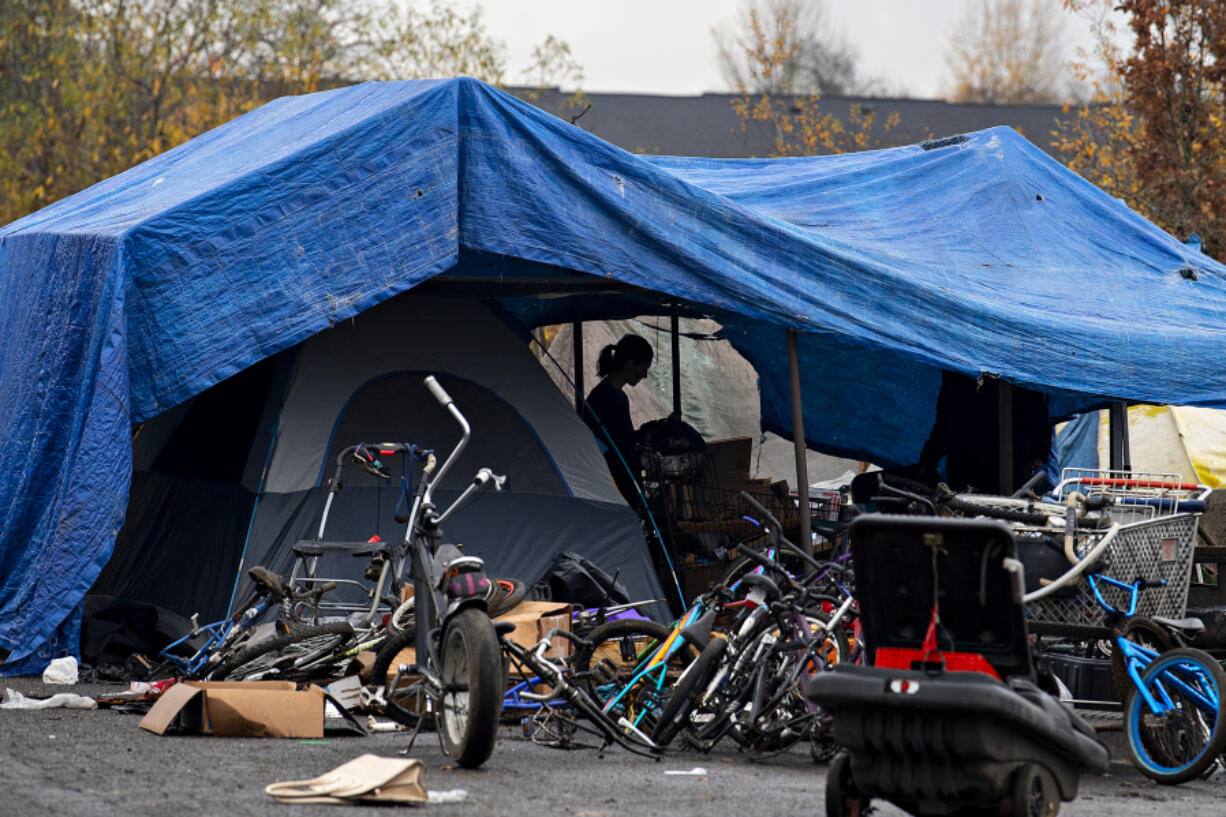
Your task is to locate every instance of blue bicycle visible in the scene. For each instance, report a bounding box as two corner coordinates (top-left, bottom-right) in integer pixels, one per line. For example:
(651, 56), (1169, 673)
(1087, 573), (1226, 783)
(158, 566), (348, 680)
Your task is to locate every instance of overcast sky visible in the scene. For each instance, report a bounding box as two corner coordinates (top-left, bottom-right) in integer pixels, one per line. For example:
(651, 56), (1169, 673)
(479, 0), (1106, 99)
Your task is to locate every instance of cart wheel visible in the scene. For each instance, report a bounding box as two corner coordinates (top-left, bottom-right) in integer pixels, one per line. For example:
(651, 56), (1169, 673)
(1008, 764), (1058, 817)
(826, 752), (871, 817)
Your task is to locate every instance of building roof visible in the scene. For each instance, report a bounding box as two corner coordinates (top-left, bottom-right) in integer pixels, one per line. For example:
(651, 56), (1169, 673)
(512, 87), (1070, 159)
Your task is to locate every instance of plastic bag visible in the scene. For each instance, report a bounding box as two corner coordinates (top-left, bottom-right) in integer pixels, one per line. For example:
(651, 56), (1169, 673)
(42, 656), (79, 685)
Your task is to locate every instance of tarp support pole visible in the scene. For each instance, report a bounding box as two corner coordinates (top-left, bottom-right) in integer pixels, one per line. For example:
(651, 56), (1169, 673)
(998, 380), (1014, 495)
(670, 303), (681, 418)
(787, 329), (813, 555)
(1109, 402), (1131, 471)
(572, 322), (584, 412)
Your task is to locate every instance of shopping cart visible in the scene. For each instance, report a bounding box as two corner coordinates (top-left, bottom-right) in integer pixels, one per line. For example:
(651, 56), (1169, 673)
(1022, 512), (1199, 635)
(1054, 468), (1210, 524)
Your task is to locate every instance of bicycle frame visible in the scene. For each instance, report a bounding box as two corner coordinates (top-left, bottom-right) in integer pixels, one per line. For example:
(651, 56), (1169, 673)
(390, 376), (504, 698)
(1087, 573), (1221, 719)
(159, 593), (275, 677)
(501, 630), (663, 756)
(597, 600), (705, 726)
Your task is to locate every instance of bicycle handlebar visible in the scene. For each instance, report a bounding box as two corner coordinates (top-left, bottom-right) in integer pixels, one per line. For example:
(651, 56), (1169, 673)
(424, 375), (453, 407)
(737, 491), (827, 575)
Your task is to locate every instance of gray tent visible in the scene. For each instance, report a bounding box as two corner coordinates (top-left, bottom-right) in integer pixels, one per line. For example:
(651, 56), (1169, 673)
(93, 293), (662, 621)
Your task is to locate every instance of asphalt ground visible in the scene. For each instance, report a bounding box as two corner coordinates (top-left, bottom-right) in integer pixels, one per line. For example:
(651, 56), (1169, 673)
(2, 677), (1225, 817)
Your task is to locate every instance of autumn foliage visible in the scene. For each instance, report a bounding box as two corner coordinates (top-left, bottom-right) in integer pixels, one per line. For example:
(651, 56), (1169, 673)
(0, 0), (507, 226)
(1054, 0), (1226, 259)
(724, 2), (898, 157)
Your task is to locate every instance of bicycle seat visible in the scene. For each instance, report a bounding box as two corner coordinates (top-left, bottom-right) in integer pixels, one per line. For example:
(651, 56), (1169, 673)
(680, 610), (717, 650)
(247, 566), (290, 600)
(1151, 615), (1206, 634)
(738, 571), (781, 602)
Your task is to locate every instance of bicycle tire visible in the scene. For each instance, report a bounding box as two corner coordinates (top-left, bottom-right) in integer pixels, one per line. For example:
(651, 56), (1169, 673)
(652, 637), (728, 746)
(732, 617), (850, 752)
(487, 578), (528, 617)
(369, 627), (430, 729)
(207, 622), (354, 681)
(944, 495), (1051, 526)
(571, 618), (695, 732)
(1110, 618), (1173, 705)
(387, 597), (416, 636)
(437, 607), (503, 768)
(1124, 646), (1226, 784)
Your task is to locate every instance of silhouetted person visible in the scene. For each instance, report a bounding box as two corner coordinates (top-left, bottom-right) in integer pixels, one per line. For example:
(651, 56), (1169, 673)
(582, 334), (654, 507)
(920, 371), (1050, 495)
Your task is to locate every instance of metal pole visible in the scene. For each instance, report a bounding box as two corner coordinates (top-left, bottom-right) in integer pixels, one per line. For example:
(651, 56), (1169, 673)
(997, 380), (1014, 495)
(572, 321), (584, 412)
(786, 329), (813, 555)
(1109, 402), (1131, 471)
(670, 303), (681, 418)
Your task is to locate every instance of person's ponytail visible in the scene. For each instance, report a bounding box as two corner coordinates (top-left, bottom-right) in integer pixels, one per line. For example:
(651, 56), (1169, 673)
(596, 344), (618, 377)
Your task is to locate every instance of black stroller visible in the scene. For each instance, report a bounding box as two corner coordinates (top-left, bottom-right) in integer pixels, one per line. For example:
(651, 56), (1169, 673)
(809, 515), (1109, 817)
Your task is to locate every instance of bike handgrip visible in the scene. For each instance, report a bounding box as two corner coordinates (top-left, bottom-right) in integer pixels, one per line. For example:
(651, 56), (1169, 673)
(424, 375), (452, 407)
(1083, 495), (1113, 511)
(739, 544), (773, 567)
(1140, 578), (1167, 589)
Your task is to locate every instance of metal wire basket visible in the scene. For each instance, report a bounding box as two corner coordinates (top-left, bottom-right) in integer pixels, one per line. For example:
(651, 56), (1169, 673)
(1024, 513), (1199, 630)
(1055, 468), (1210, 525)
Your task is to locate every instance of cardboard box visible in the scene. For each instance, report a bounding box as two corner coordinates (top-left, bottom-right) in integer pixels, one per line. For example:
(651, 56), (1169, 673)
(743, 480), (799, 529)
(494, 600), (573, 663)
(699, 436), (753, 488)
(138, 680), (362, 738)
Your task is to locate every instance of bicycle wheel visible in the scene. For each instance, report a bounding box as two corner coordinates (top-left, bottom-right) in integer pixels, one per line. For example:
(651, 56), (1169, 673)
(1109, 618), (1172, 705)
(487, 578), (528, 617)
(732, 617), (850, 753)
(1124, 646), (1226, 784)
(437, 607), (503, 768)
(652, 637), (728, 746)
(207, 622), (354, 681)
(571, 619), (694, 734)
(370, 627), (430, 729)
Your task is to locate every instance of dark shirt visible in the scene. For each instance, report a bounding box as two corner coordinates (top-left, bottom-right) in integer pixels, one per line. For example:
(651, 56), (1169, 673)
(582, 379), (640, 506)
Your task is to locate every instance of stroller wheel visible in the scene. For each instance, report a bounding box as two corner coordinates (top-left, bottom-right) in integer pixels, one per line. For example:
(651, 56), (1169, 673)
(825, 752), (871, 817)
(1009, 763), (1059, 817)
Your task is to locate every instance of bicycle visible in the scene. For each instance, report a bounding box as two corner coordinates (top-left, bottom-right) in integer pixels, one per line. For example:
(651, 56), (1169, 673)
(157, 566), (350, 681)
(650, 492), (854, 752)
(1082, 573), (1226, 784)
(362, 375), (506, 769)
(497, 624), (665, 757)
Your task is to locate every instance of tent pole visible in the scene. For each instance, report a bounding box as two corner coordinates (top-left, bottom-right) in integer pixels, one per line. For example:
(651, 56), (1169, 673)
(670, 303), (681, 418)
(787, 329), (813, 555)
(572, 321), (584, 412)
(998, 380), (1014, 495)
(1109, 402), (1131, 471)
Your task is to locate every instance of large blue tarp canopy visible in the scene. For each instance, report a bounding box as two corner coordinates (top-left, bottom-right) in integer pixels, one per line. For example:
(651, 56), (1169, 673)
(3, 77), (1226, 670)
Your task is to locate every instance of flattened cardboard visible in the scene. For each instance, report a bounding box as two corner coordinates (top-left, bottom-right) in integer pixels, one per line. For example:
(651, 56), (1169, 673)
(138, 681), (364, 738)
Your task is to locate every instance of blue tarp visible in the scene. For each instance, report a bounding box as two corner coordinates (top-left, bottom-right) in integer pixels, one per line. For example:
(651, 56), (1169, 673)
(3, 77), (1226, 670)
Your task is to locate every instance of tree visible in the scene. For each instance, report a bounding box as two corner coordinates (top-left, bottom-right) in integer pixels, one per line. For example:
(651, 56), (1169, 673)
(718, 0), (899, 157)
(1, 1), (573, 226)
(944, 0), (1077, 104)
(712, 0), (887, 97)
(1053, 0), (1226, 259)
